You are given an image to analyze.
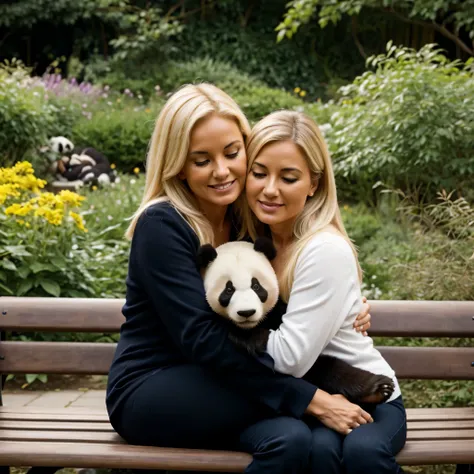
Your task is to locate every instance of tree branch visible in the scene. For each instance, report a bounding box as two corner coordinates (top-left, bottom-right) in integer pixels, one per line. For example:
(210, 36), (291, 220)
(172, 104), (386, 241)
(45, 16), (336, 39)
(351, 15), (367, 59)
(385, 8), (473, 56)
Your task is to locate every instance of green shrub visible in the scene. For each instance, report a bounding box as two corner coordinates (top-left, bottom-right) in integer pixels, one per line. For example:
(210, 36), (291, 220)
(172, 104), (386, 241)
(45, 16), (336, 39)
(0, 61), (80, 168)
(71, 105), (160, 171)
(323, 43), (474, 203)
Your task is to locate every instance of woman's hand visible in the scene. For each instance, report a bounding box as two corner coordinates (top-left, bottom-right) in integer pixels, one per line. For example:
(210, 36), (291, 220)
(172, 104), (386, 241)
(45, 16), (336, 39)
(305, 389), (373, 435)
(354, 296), (371, 336)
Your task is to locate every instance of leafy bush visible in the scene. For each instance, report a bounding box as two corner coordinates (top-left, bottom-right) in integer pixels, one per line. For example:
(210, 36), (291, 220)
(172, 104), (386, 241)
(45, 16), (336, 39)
(0, 161), (91, 297)
(71, 105), (159, 171)
(0, 61), (79, 167)
(323, 43), (474, 202)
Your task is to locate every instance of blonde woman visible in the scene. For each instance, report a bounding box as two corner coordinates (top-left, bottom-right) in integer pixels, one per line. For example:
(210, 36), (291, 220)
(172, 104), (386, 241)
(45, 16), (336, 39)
(244, 110), (406, 474)
(106, 85), (372, 473)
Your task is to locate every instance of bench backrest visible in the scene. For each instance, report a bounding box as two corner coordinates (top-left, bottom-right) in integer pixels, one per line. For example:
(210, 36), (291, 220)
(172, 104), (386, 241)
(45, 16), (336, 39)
(0, 297), (473, 380)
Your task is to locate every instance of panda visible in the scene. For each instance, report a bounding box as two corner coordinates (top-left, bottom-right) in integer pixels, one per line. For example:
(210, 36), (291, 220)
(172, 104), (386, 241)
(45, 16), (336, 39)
(197, 237), (395, 405)
(48, 136), (117, 186)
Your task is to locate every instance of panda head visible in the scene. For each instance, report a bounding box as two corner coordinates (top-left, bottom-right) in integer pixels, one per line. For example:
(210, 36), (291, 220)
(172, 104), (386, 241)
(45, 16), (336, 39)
(197, 238), (279, 329)
(49, 136), (74, 155)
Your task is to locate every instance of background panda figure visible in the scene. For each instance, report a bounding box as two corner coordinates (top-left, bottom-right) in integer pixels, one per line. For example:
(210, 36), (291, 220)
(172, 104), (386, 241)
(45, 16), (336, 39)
(197, 238), (395, 404)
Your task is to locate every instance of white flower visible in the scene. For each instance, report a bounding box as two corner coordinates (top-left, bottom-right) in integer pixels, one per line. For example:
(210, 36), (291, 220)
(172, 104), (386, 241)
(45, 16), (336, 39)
(72, 244), (78, 250)
(130, 179), (136, 185)
(107, 215), (113, 221)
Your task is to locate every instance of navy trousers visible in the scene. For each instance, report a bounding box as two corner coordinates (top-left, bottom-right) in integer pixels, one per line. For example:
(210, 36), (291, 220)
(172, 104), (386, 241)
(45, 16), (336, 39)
(307, 396), (407, 474)
(111, 365), (312, 474)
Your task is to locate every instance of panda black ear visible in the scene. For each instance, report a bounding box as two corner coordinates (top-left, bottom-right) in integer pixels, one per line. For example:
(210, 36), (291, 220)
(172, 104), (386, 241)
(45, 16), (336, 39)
(196, 244), (218, 269)
(254, 237), (277, 261)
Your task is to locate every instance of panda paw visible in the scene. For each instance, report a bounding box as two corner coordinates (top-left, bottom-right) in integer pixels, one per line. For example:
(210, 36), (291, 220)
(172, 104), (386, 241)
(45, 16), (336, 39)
(358, 374), (395, 404)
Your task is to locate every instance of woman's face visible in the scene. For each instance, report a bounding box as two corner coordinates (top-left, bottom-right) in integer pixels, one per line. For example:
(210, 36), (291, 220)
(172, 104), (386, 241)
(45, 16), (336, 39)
(180, 113), (247, 212)
(246, 140), (317, 231)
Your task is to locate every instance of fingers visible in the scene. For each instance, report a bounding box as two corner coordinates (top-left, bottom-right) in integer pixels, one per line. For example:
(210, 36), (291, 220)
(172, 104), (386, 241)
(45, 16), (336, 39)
(355, 320), (371, 333)
(362, 296), (367, 303)
(360, 409), (374, 423)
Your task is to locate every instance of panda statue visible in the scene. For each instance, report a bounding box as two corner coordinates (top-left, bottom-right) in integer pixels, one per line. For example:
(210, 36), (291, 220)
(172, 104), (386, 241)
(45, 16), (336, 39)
(48, 136), (117, 187)
(197, 237), (395, 405)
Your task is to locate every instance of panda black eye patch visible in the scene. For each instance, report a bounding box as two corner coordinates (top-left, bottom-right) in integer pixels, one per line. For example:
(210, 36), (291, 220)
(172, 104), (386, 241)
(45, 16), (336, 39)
(251, 277), (268, 303)
(218, 281), (235, 307)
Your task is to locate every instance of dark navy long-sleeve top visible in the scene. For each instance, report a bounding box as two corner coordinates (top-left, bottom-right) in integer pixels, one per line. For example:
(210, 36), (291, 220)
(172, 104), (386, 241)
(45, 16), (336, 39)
(106, 202), (317, 423)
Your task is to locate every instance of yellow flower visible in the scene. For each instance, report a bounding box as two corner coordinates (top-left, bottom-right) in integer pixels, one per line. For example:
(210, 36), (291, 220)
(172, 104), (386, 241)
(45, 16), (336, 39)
(343, 205), (349, 211)
(69, 211), (88, 233)
(145, 108), (151, 113)
(92, 185), (98, 191)
(294, 87), (301, 94)
(110, 163), (116, 170)
(58, 190), (85, 207)
(5, 202), (34, 217)
(299, 90), (307, 97)
(133, 167), (140, 174)
(35, 207), (64, 225)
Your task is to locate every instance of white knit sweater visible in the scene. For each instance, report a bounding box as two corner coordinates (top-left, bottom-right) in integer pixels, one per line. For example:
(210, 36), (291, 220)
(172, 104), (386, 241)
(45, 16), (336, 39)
(267, 231), (401, 402)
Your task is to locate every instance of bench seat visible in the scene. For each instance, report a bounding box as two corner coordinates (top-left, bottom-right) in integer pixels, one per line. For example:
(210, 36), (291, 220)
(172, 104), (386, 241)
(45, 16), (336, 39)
(0, 406), (473, 469)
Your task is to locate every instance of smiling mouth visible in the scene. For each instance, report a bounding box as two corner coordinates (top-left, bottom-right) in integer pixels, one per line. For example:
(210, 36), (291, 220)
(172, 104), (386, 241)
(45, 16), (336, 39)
(209, 180), (235, 190)
(258, 201), (283, 209)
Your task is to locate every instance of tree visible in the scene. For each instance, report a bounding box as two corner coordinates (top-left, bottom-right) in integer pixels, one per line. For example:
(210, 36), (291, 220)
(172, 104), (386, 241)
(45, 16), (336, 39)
(276, 0), (474, 57)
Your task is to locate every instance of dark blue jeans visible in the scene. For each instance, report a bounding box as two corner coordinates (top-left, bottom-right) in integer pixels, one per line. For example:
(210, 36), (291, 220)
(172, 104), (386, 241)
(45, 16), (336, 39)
(307, 396), (407, 474)
(112, 364), (312, 474)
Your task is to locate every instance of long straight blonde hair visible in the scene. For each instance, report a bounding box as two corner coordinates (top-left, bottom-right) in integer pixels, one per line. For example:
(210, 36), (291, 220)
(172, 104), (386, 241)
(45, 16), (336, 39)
(240, 110), (362, 301)
(126, 83), (251, 244)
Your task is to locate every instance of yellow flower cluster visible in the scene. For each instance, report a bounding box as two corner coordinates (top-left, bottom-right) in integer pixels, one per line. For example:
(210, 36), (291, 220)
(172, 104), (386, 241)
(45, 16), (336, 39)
(293, 87), (307, 98)
(0, 161), (46, 205)
(1, 162), (88, 232)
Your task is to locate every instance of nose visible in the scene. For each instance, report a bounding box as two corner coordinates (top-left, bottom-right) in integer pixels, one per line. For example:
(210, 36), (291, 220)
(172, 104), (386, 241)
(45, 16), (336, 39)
(237, 309), (256, 318)
(263, 178), (278, 198)
(213, 158), (230, 180)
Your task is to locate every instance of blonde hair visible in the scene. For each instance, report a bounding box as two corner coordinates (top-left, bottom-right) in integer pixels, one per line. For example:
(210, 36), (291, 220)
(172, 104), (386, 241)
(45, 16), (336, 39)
(241, 110), (362, 301)
(126, 83), (251, 244)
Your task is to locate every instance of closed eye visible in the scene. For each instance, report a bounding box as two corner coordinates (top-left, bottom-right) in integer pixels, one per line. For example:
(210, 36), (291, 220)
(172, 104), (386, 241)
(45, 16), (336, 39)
(227, 151), (239, 159)
(195, 160), (210, 167)
(283, 177), (298, 183)
(251, 171), (266, 179)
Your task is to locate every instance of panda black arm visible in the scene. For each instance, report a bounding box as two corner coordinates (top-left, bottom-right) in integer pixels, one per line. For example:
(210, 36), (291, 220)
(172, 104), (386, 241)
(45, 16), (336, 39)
(131, 204), (317, 419)
(228, 327), (270, 357)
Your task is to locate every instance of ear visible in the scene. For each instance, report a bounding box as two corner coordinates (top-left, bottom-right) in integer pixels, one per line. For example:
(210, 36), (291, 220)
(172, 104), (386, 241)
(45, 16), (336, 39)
(254, 237), (277, 261)
(196, 244), (218, 269)
(58, 143), (63, 154)
(178, 171), (186, 180)
(308, 173), (320, 197)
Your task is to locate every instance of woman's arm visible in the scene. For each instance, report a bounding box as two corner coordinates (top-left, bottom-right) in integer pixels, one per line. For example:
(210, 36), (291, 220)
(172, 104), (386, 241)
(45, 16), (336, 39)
(132, 205), (317, 418)
(267, 234), (361, 378)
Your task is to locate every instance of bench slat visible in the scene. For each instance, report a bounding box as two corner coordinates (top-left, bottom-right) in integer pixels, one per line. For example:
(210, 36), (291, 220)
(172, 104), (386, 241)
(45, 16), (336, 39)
(408, 430), (474, 440)
(0, 420), (113, 432)
(0, 430), (123, 443)
(1, 342), (473, 379)
(0, 439), (473, 469)
(2, 297), (474, 337)
(0, 297), (124, 333)
(0, 441), (252, 471)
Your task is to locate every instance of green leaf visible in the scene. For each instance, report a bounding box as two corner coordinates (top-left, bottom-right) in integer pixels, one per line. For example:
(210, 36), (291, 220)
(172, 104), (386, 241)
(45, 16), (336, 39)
(37, 374), (48, 384)
(1, 259), (17, 271)
(17, 266), (30, 279)
(25, 374), (38, 385)
(17, 280), (33, 296)
(39, 279), (61, 297)
(0, 282), (13, 295)
(4, 245), (32, 257)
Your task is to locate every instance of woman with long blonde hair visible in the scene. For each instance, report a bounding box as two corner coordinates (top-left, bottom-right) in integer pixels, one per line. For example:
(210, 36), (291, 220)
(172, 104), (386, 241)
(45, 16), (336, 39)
(244, 110), (406, 473)
(107, 84), (371, 474)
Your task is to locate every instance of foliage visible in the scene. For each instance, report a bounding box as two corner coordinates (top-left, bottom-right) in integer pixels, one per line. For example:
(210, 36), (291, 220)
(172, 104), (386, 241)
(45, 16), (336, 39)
(390, 188), (474, 239)
(0, 60), (80, 168)
(0, 161), (91, 298)
(71, 103), (159, 171)
(320, 43), (474, 201)
(0, 0), (184, 66)
(277, 0), (474, 57)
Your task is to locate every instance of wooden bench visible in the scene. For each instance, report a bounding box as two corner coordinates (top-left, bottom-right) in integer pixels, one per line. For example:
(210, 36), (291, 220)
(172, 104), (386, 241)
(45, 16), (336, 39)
(0, 297), (473, 473)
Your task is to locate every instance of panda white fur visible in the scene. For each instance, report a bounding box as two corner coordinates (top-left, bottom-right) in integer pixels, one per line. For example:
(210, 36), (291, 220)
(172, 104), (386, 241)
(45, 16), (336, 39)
(198, 237), (395, 405)
(49, 136), (74, 155)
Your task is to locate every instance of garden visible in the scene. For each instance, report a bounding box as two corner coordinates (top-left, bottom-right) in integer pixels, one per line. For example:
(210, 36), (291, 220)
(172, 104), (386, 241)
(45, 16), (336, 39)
(1, 1), (474, 473)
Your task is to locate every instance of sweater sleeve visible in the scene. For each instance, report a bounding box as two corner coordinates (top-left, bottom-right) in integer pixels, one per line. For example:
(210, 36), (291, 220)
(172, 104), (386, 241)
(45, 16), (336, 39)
(131, 205), (317, 418)
(267, 234), (360, 378)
